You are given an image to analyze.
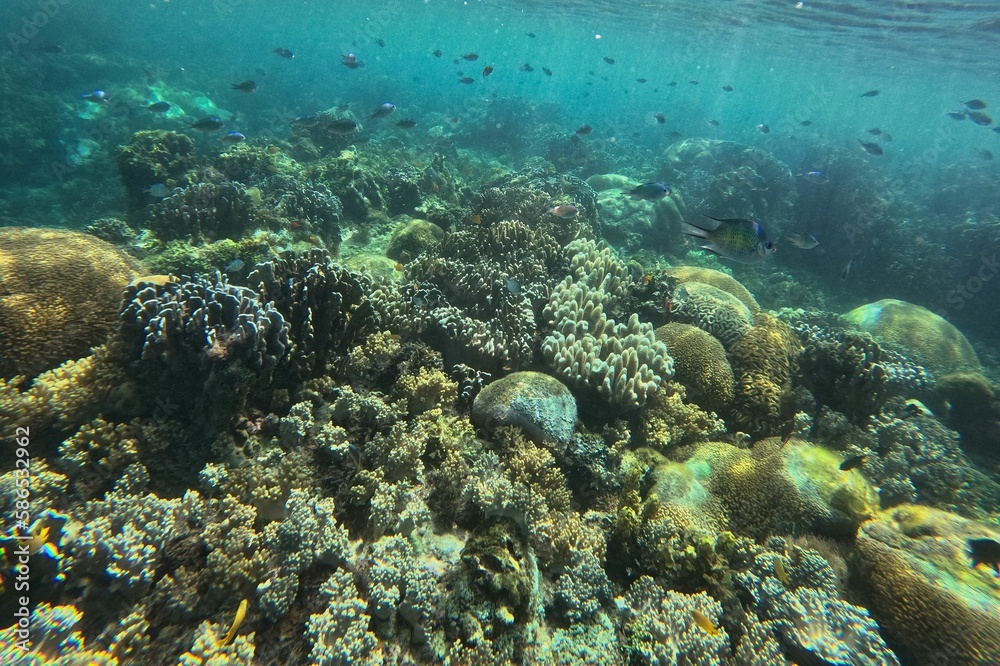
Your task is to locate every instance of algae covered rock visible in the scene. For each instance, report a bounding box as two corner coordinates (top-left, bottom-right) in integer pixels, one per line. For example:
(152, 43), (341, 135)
(385, 218), (445, 262)
(854, 504), (1000, 665)
(844, 298), (980, 375)
(471, 371), (576, 449)
(0, 227), (140, 379)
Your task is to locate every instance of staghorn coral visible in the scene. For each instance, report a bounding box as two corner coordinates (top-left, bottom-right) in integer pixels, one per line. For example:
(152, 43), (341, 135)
(669, 281), (754, 349)
(854, 504), (1000, 666)
(666, 266), (760, 313)
(0, 227), (139, 380)
(726, 313), (801, 438)
(844, 298), (981, 376)
(144, 181), (257, 243)
(0, 602), (118, 665)
(618, 576), (732, 665)
(654, 324), (736, 411)
(247, 250), (375, 383)
(543, 239), (673, 407)
(178, 617), (256, 666)
(375, 218), (565, 371)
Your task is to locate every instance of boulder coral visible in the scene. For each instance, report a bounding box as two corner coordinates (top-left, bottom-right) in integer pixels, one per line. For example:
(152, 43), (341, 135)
(854, 504), (1000, 665)
(844, 298), (980, 376)
(0, 227), (139, 380)
(666, 266), (760, 313)
(654, 323), (735, 411)
(471, 371), (577, 449)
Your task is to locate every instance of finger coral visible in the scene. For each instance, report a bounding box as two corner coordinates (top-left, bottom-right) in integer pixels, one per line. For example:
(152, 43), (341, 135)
(543, 239), (673, 407)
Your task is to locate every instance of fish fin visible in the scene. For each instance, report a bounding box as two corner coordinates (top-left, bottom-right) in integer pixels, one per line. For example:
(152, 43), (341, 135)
(682, 223), (709, 239)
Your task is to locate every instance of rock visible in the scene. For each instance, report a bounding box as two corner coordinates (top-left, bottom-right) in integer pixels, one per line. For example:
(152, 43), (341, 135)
(854, 504), (1000, 665)
(386, 218), (444, 262)
(844, 299), (980, 376)
(472, 371), (576, 450)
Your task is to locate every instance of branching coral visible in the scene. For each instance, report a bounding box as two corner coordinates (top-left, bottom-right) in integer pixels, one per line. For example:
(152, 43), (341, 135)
(307, 570), (385, 665)
(633, 380), (726, 453)
(145, 181), (257, 243)
(543, 239), (673, 407)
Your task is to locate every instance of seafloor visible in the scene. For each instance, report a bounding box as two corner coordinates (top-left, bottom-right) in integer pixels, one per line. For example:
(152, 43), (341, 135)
(2, 59), (1000, 666)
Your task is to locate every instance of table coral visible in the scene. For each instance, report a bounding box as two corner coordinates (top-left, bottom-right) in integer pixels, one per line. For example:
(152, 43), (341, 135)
(0, 227), (139, 380)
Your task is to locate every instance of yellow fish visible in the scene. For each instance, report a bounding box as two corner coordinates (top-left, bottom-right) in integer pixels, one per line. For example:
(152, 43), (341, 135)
(692, 610), (720, 636)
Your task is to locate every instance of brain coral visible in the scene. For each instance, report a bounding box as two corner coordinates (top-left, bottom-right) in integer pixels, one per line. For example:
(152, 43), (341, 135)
(654, 323), (735, 411)
(666, 266), (760, 313)
(854, 504), (1000, 665)
(0, 227), (139, 379)
(670, 282), (754, 349)
(844, 298), (980, 375)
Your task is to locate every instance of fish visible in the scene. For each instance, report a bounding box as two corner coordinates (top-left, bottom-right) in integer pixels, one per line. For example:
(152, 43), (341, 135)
(867, 128), (882, 135)
(796, 170), (829, 185)
(667, 131), (683, 139)
(603, 56), (616, 64)
(904, 399), (933, 416)
(292, 114), (320, 127)
(542, 67), (553, 76)
(39, 42), (64, 54)
(976, 149), (994, 161)
(683, 216), (776, 264)
(689, 80), (699, 85)
(483, 65), (493, 77)
(722, 85), (733, 92)
(470, 214), (482, 225)
(962, 99), (987, 110)
(946, 111), (966, 120)
(231, 80), (258, 93)
(394, 262), (405, 272)
(628, 182), (671, 201)
(548, 204), (579, 218)
(189, 116), (225, 132)
(861, 89), (880, 97)
(342, 53), (364, 69)
(273, 47), (294, 59)
(667, 81), (677, 87)
(459, 77), (475, 84)
(433, 49), (443, 57)
(800, 120), (813, 126)
(839, 454), (866, 471)
(786, 233), (820, 249)
(220, 131), (246, 144)
(396, 119), (417, 129)
(461, 53), (479, 61)
(519, 63), (534, 72)
(266, 146), (281, 154)
(527, 32), (536, 38)
(967, 110), (993, 126)
(80, 90), (108, 104)
(654, 113), (666, 124)
(881, 133), (893, 142)
(370, 102), (396, 119)
(707, 119), (720, 127)
(144, 183), (169, 197)
(756, 124), (770, 134)
(575, 125), (593, 135)
(691, 610), (720, 636)
(326, 118), (359, 134)
(224, 259), (245, 273)
(375, 38), (385, 47)
(147, 101), (171, 113)
(774, 557), (790, 586)
(968, 538), (1000, 575)
(841, 258), (854, 280)
(636, 78), (647, 83)
(504, 277), (521, 295)
(859, 140), (883, 155)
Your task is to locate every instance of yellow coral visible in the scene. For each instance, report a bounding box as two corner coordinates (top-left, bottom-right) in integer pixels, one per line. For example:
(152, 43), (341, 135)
(654, 323), (735, 410)
(0, 227), (140, 379)
(636, 381), (726, 453)
(666, 266), (759, 313)
(394, 366), (458, 415)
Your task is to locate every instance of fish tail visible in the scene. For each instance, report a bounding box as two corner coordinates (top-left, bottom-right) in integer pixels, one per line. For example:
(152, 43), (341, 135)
(682, 223), (710, 239)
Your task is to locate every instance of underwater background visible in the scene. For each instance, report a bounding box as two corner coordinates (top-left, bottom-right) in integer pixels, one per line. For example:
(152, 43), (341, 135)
(1, 0), (1000, 664)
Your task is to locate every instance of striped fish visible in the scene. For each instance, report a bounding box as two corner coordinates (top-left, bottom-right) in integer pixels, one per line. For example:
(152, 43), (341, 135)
(683, 215), (776, 264)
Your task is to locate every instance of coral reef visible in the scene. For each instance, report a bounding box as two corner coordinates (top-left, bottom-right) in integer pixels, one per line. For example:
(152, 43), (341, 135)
(666, 266), (760, 314)
(854, 504), (1000, 665)
(385, 218), (445, 262)
(669, 281), (755, 349)
(116, 129), (196, 215)
(844, 298), (981, 376)
(654, 323), (735, 411)
(543, 239), (674, 408)
(145, 181), (257, 243)
(0, 227), (139, 380)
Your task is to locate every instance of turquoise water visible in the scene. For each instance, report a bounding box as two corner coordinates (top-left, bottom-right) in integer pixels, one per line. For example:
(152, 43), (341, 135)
(2, 1), (1000, 664)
